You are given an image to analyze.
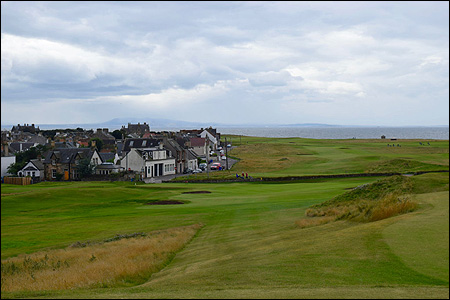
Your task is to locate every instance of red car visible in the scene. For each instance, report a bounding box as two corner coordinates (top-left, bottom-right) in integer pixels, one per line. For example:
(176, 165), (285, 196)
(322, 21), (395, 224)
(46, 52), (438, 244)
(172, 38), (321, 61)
(210, 162), (221, 170)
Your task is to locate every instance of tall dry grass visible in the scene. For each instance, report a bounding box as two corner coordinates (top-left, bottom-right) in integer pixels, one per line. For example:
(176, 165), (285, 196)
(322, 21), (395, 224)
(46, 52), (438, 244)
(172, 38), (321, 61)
(1, 224), (202, 292)
(299, 193), (418, 228)
(295, 216), (335, 229)
(369, 194), (418, 222)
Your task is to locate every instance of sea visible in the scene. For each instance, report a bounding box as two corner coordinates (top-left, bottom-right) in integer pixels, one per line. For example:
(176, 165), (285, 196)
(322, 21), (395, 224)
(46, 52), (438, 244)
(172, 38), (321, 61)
(215, 127), (449, 140)
(2, 124), (448, 140)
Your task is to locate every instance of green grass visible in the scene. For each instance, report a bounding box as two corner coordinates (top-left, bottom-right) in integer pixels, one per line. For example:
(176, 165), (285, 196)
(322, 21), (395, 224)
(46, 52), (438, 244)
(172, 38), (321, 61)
(222, 136), (449, 177)
(1, 136), (448, 299)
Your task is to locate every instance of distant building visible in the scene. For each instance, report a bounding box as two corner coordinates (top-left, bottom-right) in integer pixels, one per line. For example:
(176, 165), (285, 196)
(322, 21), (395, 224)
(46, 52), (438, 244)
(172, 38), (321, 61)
(121, 122), (150, 137)
(11, 123), (40, 134)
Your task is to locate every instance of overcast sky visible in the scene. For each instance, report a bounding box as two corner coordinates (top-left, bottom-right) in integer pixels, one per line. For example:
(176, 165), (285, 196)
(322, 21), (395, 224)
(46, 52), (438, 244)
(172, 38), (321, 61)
(1, 1), (449, 126)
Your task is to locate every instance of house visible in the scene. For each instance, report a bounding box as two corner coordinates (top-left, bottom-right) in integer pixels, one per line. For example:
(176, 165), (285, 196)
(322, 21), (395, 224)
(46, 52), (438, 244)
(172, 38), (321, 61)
(186, 149), (199, 171)
(99, 152), (120, 165)
(161, 138), (184, 174)
(200, 130), (218, 150)
(8, 142), (37, 154)
(11, 123), (39, 134)
(121, 122), (150, 137)
(189, 137), (207, 157)
(119, 144), (175, 178)
(26, 134), (48, 146)
(121, 138), (160, 156)
(95, 162), (124, 175)
(43, 148), (102, 181)
(18, 159), (44, 182)
(90, 128), (116, 145)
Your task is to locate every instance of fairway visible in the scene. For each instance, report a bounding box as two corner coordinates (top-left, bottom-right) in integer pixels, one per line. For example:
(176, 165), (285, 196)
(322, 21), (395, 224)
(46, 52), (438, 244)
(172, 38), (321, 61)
(1, 137), (449, 299)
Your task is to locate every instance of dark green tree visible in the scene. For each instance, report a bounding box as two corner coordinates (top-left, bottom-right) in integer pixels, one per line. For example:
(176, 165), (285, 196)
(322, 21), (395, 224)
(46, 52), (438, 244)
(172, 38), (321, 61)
(111, 130), (123, 140)
(6, 145), (48, 176)
(89, 138), (104, 152)
(76, 158), (95, 178)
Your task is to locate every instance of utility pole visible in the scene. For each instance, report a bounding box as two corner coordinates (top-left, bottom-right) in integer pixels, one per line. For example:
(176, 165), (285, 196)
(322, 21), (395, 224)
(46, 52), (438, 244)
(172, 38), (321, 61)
(225, 137), (229, 170)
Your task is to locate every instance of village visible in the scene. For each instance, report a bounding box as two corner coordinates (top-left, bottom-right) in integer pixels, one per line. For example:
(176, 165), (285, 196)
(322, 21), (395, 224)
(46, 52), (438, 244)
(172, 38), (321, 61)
(1, 122), (231, 184)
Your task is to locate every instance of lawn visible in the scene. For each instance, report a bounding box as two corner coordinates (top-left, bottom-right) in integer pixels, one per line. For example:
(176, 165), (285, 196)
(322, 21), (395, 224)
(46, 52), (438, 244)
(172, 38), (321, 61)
(1, 137), (448, 299)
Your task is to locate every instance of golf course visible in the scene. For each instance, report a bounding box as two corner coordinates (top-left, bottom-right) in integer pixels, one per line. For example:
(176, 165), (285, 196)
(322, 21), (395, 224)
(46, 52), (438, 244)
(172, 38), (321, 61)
(1, 136), (449, 299)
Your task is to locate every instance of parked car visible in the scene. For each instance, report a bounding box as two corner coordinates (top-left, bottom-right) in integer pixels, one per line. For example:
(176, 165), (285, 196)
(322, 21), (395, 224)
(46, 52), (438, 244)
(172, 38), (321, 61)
(199, 163), (208, 170)
(192, 168), (202, 174)
(227, 144), (232, 148)
(183, 169), (193, 174)
(210, 162), (221, 170)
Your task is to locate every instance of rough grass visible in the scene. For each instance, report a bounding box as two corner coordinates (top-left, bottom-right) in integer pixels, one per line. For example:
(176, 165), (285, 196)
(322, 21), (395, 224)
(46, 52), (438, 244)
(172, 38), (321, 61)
(367, 158), (447, 173)
(224, 136), (449, 177)
(301, 176), (419, 225)
(1, 224), (202, 292)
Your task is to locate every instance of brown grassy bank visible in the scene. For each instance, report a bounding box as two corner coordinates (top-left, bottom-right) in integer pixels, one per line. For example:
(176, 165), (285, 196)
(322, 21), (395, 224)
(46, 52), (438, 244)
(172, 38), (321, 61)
(296, 175), (419, 228)
(1, 224), (202, 292)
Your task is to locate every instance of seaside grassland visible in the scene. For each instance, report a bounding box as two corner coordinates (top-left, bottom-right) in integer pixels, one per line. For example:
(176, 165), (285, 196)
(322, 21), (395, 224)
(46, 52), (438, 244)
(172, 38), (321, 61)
(1, 136), (449, 298)
(223, 136), (449, 177)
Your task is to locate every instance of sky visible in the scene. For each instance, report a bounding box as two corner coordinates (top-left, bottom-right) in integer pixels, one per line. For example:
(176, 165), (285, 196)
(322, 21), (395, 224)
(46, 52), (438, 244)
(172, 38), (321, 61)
(1, 1), (449, 127)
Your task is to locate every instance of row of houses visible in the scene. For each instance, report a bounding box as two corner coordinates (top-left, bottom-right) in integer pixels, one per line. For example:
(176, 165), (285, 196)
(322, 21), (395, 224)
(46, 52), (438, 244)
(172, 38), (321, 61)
(4, 124), (222, 182)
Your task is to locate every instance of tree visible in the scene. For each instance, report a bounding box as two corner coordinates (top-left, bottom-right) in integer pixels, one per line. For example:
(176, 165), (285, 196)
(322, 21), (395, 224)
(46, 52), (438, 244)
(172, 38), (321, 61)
(89, 138), (104, 152)
(6, 145), (48, 176)
(76, 158), (95, 178)
(111, 130), (123, 140)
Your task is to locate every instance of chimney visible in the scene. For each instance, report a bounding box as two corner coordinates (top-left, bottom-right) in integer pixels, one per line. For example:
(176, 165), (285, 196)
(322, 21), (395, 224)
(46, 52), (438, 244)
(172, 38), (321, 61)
(97, 128), (102, 133)
(103, 128), (108, 133)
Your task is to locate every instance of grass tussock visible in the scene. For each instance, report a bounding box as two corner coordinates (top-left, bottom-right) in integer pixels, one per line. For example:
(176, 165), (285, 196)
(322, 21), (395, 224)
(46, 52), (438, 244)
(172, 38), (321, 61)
(295, 216), (335, 229)
(1, 224), (202, 292)
(297, 176), (420, 227)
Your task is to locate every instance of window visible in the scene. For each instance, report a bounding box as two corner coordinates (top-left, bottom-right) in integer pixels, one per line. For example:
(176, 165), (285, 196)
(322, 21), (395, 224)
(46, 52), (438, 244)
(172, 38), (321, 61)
(129, 141), (134, 147)
(52, 169), (56, 178)
(142, 140), (147, 146)
(52, 159), (56, 166)
(32, 172), (35, 177)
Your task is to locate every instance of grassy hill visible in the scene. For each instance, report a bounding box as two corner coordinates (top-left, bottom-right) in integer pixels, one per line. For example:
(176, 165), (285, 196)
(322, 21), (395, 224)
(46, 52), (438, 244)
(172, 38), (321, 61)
(1, 137), (448, 298)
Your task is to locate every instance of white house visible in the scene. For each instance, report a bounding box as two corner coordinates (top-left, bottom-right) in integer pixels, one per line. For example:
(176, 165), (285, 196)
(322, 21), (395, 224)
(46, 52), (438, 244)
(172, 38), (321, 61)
(120, 144), (176, 178)
(200, 130), (218, 150)
(18, 159), (44, 181)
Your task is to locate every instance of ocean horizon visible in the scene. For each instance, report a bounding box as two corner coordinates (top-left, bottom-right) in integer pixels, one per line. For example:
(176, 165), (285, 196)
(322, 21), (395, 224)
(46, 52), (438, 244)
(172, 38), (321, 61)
(2, 124), (448, 140)
(217, 126), (449, 140)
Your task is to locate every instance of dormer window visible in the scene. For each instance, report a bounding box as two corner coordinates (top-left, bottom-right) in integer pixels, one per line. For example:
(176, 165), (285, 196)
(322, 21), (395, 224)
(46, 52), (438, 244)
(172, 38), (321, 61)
(52, 159), (56, 166)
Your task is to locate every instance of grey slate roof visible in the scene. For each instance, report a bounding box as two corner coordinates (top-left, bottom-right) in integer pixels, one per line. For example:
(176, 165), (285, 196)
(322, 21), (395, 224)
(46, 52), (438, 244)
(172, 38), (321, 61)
(44, 148), (94, 164)
(9, 142), (35, 153)
(122, 138), (160, 152)
(99, 152), (115, 162)
(30, 159), (44, 170)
